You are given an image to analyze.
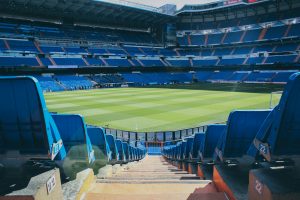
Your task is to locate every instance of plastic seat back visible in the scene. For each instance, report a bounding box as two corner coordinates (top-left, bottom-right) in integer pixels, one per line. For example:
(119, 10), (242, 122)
(184, 137), (194, 159)
(87, 126), (112, 161)
(52, 114), (95, 164)
(200, 125), (226, 161)
(190, 133), (205, 159)
(115, 139), (125, 161)
(122, 142), (129, 161)
(215, 110), (270, 161)
(0, 76), (65, 160)
(248, 73), (300, 160)
(105, 134), (119, 161)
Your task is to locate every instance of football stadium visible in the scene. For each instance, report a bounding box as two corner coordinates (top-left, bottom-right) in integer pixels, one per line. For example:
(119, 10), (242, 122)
(0, 0), (299, 199)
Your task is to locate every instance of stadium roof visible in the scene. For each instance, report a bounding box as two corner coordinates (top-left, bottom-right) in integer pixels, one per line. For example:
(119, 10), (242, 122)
(0, 0), (176, 30)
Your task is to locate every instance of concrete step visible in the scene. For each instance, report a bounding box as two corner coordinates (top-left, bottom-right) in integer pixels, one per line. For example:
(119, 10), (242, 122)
(86, 156), (216, 200)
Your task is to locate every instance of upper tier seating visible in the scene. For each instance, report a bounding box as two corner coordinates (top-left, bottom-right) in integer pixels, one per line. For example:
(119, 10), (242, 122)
(0, 21), (158, 45)
(0, 56), (39, 67)
(7, 40), (37, 52)
(52, 57), (86, 66)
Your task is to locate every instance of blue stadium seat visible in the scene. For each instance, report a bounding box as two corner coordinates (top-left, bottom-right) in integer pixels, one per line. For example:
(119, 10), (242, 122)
(87, 126), (112, 170)
(200, 125), (226, 162)
(105, 134), (119, 163)
(128, 145), (133, 161)
(248, 72), (300, 162)
(52, 114), (95, 179)
(212, 111), (270, 199)
(214, 110), (271, 163)
(178, 141), (186, 160)
(190, 133), (205, 160)
(0, 76), (66, 194)
(115, 139), (126, 163)
(122, 142), (130, 161)
(195, 125), (226, 179)
(184, 137), (194, 160)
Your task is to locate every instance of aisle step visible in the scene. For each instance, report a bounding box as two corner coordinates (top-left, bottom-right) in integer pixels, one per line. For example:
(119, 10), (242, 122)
(86, 156), (218, 200)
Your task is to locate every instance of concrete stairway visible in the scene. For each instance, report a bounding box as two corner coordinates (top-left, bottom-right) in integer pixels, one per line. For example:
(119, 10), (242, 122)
(85, 156), (213, 200)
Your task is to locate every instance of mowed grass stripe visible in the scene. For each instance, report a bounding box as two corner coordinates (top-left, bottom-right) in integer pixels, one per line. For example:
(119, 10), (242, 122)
(46, 90), (254, 112)
(46, 92), (260, 120)
(143, 101), (268, 132)
(44, 88), (216, 103)
(45, 88), (271, 132)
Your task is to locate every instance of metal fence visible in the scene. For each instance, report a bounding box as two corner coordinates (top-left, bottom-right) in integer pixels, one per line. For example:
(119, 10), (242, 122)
(104, 126), (207, 144)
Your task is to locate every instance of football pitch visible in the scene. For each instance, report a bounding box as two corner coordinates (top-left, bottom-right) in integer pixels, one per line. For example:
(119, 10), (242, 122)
(44, 87), (275, 132)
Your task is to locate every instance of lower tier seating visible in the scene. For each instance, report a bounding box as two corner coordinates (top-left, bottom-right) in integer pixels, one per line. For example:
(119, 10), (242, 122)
(0, 76), (146, 196)
(163, 72), (300, 200)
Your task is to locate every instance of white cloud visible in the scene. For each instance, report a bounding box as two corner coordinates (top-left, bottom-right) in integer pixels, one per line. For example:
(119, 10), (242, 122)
(125, 0), (217, 10)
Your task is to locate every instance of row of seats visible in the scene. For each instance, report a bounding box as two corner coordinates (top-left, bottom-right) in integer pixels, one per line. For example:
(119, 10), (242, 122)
(0, 39), (175, 57)
(0, 76), (146, 195)
(34, 71), (297, 92)
(1, 53), (298, 67)
(3, 38), (299, 57)
(54, 75), (94, 90)
(0, 20), (158, 45)
(178, 23), (300, 46)
(35, 75), (95, 92)
(163, 72), (300, 199)
(177, 9), (299, 30)
(180, 42), (299, 56)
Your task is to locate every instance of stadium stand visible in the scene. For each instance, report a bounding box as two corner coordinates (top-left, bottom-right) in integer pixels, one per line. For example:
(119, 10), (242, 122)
(11, 70), (295, 93)
(0, 76), (145, 196)
(1, 0), (300, 198)
(54, 75), (94, 90)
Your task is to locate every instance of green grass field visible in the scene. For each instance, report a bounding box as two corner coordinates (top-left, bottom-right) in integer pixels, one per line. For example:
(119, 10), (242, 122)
(44, 87), (275, 132)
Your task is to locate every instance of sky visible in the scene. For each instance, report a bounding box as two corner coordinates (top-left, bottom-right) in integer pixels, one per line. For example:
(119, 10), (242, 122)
(125, 0), (218, 9)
